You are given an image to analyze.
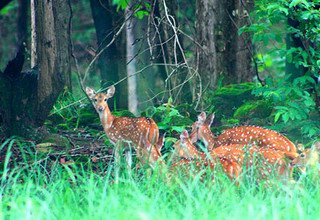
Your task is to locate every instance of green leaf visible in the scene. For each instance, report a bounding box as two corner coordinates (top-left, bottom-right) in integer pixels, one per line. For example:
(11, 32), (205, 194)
(282, 113), (289, 123)
(274, 112), (282, 123)
(289, 0), (303, 8)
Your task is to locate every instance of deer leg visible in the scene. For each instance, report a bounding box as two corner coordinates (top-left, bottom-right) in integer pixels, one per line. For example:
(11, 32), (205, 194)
(114, 142), (121, 184)
(125, 144), (132, 176)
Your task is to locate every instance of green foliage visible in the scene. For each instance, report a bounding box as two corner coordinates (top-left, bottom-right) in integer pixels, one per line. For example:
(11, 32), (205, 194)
(47, 92), (98, 131)
(240, 0), (320, 139)
(0, 1), (17, 15)
(112, 0), (151, 19)
(143, 100), (194, 135)
(233, 100), (273, 121)
(204, 83), (259, 120)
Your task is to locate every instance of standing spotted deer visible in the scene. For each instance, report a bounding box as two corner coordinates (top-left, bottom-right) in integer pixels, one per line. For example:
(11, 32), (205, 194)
(86, 86), (164, 179)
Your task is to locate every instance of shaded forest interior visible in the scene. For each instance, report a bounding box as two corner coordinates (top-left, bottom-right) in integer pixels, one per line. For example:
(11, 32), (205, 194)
(0, 0), (319, 162)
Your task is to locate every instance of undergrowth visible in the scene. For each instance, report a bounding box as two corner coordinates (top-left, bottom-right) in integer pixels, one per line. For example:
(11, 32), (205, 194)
(1, 138), (320, 219)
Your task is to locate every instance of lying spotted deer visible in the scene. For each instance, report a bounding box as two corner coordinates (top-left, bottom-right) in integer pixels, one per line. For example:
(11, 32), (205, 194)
(291, 142), (320, 175)
(172, 130), (298, 181)
(171, 130), (241, 181)
(86, 86), (164, 180)
(192, 112), (297, 154)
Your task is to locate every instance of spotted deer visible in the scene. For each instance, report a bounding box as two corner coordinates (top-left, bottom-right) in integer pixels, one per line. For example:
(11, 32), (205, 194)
(291, 142), (320, 175)
(172, 130), (298, 181)
(86, 86), (164, 176)
(171, 130), (241, 181)
(192, 112), (297, 154)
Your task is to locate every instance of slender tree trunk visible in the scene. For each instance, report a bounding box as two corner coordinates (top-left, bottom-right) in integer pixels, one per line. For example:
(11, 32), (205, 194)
(125, 7), (138, 115)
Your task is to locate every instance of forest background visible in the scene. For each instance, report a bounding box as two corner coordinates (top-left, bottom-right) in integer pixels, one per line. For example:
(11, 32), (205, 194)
(0, 0), (319, 218)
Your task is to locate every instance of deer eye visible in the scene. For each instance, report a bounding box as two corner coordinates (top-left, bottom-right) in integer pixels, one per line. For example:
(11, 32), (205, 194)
(93, 98), (97, 102)
(300, 153), (305, 158)
(104, 98), (108, 102)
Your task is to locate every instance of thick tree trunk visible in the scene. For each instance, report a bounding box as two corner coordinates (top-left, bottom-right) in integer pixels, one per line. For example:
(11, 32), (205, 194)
(0, 0), (71, 136)
(31, 0), (71, 124)
(195, 0), (254, 88)
(0, 45), (38, 136)
(89, 0), (126, 109)
(195, 0), (216, 89)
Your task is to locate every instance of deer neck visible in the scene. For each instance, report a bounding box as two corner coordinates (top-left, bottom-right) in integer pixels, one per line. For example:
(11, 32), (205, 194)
(99, 106), (114, 130)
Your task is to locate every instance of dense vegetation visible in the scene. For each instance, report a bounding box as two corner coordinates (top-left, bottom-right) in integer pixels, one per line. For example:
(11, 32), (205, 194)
(0, 0), (319, 219)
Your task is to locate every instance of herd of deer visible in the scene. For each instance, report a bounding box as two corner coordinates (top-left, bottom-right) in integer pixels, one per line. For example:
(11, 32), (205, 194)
(86, 86), (320, 184)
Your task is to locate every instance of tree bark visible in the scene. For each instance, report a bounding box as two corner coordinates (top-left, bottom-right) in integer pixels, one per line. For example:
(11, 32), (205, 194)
(195, 0), (216, 89)
(125, 7), (138, 115)
(0, 0), (72, 136)
(31, 0), (72, 124)
(89, 0), (126, 109)
(195, 0), (254, 89)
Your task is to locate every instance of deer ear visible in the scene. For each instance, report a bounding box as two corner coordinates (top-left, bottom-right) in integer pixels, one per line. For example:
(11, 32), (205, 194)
(107, 85), (115, 98)
(205, 113), (215, 126)
(85, 87), (96, 99)
(297, 143), (305, 152)
(313, 142), (320, 152)
(197, 112), (207, 125)
(180, 130), (189, 143)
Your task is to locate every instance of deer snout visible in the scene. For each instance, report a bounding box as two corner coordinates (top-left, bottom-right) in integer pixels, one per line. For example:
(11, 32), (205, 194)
(97, 106), (104, 112)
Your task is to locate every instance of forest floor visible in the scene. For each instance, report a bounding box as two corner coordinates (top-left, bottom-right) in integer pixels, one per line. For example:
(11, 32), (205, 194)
(1, 127), (320, 219)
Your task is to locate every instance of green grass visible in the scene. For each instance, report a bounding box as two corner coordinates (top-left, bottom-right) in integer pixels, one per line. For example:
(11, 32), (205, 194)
(1, 139), (320, 220)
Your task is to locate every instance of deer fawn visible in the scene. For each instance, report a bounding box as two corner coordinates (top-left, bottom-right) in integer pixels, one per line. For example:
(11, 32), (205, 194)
(291, 142), (320, 175)
(86, 86), (164, 179)
(173, 130), (297, 181)
(192, 112), (297, 154)
(171, 130), (241, 181)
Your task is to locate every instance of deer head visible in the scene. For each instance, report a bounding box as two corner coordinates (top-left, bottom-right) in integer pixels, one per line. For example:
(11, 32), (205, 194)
(86, 86), (115, 117)
(291, 142), (320, 174)
(172, 130), (201, 160)
(191, 112), (216, 149)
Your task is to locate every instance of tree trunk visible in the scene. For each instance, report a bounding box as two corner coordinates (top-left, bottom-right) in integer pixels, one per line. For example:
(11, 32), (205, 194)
(89, 0), (126, 109)
(125, 7), (138, 115)
(31, 0), (72, 124)
(195, 0), (217, 89)
(0, 0), (71, 136)
(195, 0), (254, 89)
